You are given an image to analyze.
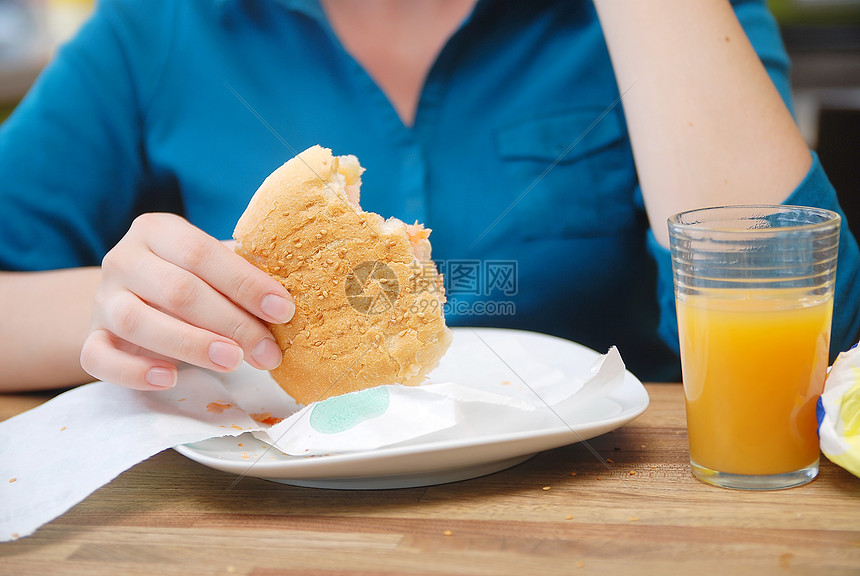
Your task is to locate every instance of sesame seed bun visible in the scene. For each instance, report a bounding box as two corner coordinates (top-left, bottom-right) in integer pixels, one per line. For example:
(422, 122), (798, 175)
(233, 145), (451, 405)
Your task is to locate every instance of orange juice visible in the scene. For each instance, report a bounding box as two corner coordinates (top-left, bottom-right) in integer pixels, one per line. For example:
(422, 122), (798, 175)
(677, 291), (832, 475)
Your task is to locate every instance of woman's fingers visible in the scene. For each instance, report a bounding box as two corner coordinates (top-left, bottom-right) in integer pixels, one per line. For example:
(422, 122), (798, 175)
(84, 213), (294, 389)
(97, 290), (245, 371)
(114, 253), (282, 370)
(80, 329), (178, 391)
(135, 214), (295, 324)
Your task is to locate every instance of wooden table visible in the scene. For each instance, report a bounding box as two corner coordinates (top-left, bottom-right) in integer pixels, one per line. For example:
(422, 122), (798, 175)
(1, 383), (858, 575)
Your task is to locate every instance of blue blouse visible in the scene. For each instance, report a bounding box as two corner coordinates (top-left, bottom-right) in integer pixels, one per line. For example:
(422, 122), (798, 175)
(1, 0), (858, 381)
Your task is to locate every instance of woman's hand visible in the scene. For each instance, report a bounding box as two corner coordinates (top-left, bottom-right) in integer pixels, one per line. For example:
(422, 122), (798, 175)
(80, 213), (295, 390)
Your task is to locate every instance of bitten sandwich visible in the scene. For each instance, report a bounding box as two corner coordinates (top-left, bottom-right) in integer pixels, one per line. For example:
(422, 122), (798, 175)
(233, 145), (452, 405)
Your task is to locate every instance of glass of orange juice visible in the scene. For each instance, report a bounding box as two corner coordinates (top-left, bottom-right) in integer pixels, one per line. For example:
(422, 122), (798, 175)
(668, 205), (841, 490)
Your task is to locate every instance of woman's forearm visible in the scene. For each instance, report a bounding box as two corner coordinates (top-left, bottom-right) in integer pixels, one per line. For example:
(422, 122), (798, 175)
(0, 268), (101, 391)
(593, 0), (811, 246)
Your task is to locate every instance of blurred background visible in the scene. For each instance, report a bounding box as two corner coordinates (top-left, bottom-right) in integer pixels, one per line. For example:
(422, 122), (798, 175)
(0, 0), (858, 232)
(768, 0), (860, 237)
(0, 0), (91, 106)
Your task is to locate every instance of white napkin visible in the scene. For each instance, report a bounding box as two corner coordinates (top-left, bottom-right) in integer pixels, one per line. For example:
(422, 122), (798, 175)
(0, 329), (626, 542)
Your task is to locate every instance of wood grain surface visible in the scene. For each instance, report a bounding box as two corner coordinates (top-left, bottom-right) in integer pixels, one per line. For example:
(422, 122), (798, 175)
(1, 383), (858, 575)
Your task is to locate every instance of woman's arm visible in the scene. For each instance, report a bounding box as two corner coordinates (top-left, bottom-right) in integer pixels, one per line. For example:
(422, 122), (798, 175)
(0, 268), (101, 391)
(0, 215), (297, 393)
(592, 0), (811, 247)
(597, 0), (860, 357)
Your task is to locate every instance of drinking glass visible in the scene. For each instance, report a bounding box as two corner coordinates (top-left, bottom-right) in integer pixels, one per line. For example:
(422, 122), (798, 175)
(669, 205), (840, 490)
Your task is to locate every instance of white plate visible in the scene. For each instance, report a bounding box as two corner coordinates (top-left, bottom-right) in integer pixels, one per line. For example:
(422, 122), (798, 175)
(175, 328), (649, 489)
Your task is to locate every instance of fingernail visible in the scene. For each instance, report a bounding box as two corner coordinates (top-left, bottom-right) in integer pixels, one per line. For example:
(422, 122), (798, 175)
(146, 367), (177, 389)
(261, 293), (295, 323)
(251, 337), (283, 370)
(209, 341), (243, 370)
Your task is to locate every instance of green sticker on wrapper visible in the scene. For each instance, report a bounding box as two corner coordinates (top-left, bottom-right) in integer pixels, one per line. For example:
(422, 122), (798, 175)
(309, 386), (390, 434)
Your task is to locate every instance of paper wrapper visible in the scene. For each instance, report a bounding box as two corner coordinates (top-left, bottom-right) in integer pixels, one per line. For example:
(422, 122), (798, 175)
(819, 345), (860, 478)
(0, 330), (626, 542)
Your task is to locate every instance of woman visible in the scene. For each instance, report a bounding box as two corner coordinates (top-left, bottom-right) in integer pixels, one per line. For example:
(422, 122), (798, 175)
(1, 0), (857, 391)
